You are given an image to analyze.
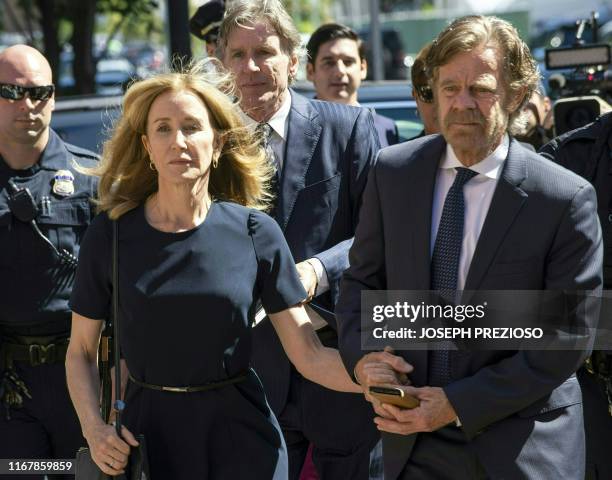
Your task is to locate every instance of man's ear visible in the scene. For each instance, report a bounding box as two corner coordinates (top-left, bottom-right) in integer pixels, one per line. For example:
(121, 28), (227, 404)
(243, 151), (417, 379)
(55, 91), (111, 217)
(288, 53), (299, 80)
(361, 58), (368, 80)
(507, 86), (528, 115)
(306, 62), (315, 82)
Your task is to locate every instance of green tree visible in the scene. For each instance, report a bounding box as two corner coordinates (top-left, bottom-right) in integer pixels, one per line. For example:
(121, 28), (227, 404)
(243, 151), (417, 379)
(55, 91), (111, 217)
(13, 0), (157, 95)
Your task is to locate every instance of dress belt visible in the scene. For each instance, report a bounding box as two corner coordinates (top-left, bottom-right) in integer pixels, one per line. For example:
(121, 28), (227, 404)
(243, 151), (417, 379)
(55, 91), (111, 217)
(128, 371), (248, 393)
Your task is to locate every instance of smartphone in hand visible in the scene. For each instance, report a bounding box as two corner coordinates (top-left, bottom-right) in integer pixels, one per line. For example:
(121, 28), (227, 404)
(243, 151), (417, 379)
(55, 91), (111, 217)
(369, 385), (420, 409)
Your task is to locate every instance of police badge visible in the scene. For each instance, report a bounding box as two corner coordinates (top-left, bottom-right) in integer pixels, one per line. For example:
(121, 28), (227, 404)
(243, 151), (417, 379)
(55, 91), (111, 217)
(52, 169), (75, 196)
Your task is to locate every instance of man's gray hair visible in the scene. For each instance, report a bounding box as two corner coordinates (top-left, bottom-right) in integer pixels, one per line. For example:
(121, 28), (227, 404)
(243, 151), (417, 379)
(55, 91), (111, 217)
(219, 0), (302, 59)
(425, 15), (539, 124)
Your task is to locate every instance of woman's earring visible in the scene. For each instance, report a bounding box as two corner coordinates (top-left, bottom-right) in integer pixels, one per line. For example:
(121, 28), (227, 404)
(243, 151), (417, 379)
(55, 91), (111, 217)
(212, 154), (219, 169)
(149, 161), (156, 171)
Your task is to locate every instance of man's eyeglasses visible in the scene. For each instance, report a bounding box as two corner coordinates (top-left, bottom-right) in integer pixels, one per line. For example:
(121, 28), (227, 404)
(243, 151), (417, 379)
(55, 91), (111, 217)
(415, 85), (434, 104)
(0, 83), (55, 102)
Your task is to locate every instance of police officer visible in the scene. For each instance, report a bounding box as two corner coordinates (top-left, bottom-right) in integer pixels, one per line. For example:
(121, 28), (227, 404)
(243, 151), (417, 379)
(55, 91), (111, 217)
(0, 45), (98, 477)
(540, 111), (612, 480)
(189, 0), (225, 59)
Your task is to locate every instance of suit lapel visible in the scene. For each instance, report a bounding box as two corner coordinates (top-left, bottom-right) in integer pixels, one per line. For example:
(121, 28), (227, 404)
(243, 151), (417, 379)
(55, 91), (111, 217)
(463, 139), (528, 293)
(410, 136), (446, 292)
(398, 136), (445, 388)
(276, 91), (322, 230)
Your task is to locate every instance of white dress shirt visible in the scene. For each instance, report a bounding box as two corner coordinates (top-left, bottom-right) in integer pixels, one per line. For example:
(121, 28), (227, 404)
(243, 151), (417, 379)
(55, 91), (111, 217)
(265, 92), (291, 169)
(430, 135), (509, 291)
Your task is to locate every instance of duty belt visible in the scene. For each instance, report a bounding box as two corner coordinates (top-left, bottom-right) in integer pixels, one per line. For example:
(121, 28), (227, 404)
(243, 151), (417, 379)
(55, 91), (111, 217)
(2, 336), (69, 367)
(0, 335), (69, 420)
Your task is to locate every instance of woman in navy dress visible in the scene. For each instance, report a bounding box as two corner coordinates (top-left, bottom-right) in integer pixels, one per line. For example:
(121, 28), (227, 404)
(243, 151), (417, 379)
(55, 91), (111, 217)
(64, 65), (369, 479)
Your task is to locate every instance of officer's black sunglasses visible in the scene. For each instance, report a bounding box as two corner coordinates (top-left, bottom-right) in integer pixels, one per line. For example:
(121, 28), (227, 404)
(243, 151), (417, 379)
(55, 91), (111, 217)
(0, 83), (55, 101)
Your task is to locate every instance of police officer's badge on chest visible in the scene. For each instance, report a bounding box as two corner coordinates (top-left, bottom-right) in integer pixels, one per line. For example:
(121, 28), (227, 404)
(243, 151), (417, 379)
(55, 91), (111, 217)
(52, 169), (75, 197)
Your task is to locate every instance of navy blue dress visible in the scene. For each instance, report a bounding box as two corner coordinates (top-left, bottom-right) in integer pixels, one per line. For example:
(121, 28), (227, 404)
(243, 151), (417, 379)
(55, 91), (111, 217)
(70, 201), (306, 479)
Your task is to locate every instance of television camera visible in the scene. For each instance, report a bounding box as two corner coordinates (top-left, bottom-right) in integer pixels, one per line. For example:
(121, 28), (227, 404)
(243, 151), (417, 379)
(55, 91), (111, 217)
(545, 12), (611, 135)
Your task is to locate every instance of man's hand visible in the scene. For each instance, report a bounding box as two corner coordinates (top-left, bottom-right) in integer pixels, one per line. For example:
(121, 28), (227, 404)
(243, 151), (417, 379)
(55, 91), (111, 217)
(374, 386), (458, 435)
(355, 349), (414, 418)
(296, 260), (318, 302)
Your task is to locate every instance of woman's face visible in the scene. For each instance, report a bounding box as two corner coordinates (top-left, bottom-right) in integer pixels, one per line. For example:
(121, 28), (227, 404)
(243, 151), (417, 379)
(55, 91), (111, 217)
(142, 89), (218, 185)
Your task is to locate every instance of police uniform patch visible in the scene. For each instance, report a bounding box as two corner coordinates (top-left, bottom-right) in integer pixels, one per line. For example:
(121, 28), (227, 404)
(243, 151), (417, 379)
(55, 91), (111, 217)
(52, 169), (75, 196)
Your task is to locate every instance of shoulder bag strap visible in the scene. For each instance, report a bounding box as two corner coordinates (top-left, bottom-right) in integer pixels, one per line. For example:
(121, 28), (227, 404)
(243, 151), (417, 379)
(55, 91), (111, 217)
(112, 219), (124, 436)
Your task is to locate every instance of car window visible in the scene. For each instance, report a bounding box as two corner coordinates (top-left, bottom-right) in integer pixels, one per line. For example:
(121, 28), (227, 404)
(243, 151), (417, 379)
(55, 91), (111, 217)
(51, 106), (120, 153)
(363, 103), (424, 141)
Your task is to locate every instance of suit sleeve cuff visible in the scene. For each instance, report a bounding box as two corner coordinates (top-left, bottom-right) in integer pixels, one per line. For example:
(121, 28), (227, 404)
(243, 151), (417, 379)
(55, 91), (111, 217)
(306, 258), (329, 296)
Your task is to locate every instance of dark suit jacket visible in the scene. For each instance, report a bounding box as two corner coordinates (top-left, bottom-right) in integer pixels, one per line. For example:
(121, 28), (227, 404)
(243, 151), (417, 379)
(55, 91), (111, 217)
(337, 135), (603, 479)
(251, 90), (380, 415)
(372, 111), (399, 148)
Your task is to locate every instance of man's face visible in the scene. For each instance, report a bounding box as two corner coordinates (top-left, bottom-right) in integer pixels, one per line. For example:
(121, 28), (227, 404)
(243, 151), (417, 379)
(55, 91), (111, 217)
(223, 22), (298, 118)
(306, 37), (366, 105)
(434, 46), (520, 160)
(0, 55), (54, 145)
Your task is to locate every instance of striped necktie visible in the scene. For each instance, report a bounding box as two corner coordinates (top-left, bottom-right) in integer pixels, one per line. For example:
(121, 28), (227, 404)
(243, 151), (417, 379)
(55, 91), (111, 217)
(256, 123), (279, 215)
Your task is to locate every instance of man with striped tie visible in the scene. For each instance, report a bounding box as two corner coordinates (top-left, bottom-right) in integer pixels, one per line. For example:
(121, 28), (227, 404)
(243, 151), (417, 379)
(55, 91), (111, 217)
(220, 1), (382, 478)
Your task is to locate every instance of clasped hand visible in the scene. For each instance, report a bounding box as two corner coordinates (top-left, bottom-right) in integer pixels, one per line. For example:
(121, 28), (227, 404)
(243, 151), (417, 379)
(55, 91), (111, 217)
(355, 348), (458, 435)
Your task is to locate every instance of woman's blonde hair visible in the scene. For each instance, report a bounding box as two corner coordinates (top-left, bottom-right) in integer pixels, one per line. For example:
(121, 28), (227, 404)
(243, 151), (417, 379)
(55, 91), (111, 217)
(88, 60), (273, 219)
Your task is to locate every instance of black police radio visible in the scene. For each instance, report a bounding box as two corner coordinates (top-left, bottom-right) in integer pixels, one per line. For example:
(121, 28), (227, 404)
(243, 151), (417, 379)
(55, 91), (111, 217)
(6, 180), (78, 268)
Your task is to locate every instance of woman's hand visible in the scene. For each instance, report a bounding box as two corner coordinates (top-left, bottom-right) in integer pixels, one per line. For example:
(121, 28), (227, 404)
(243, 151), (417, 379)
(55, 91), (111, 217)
(355, 347), (413, 389)
(355, 347), (413, 418)
(84, 423), (140, 475)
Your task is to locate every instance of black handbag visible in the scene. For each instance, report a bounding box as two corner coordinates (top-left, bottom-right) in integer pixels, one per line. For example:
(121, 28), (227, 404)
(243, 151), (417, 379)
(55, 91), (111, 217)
(75, 220), (150, 479)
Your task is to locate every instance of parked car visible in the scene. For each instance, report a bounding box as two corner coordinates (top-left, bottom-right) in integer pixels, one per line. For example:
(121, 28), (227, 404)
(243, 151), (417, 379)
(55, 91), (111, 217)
(51, 82), (423, 153)
(51, 95), (122, 153)
(294, 81), (423, 141)
(59, 54), (137, 96)
(95, 58), (137, 95)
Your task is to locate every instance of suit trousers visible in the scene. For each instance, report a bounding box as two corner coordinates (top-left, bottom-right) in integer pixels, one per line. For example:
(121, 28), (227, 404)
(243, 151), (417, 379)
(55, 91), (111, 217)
(0, 362), (84, 480)
(279, 366), (379, 480)
(398, 426), (489, 480)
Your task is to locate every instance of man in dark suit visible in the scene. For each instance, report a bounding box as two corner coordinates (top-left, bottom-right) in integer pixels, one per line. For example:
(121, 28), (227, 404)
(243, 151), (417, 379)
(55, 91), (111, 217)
(306, 23), (399, 148)
(220, 2), (381, 478)
(337, 15), (603, 480)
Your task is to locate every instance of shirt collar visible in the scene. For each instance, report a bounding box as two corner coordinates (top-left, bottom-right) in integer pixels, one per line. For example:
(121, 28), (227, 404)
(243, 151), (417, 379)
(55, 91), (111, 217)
(441, 133), (509, 180)
(266, 91), (291, 141)
(241, 90), (292, 141)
